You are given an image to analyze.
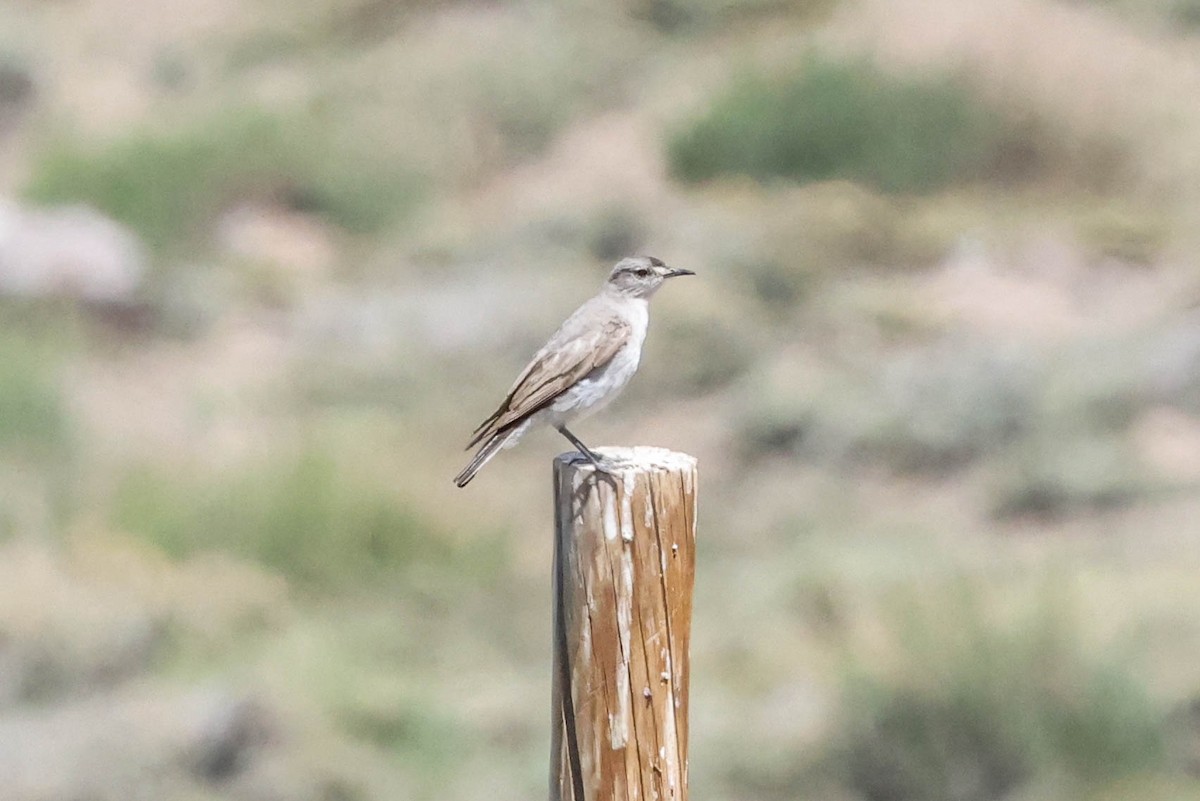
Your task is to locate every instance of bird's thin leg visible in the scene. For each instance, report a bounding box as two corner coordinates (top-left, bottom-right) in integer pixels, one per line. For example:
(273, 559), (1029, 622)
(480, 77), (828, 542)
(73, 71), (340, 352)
(556, 425), (606, 469)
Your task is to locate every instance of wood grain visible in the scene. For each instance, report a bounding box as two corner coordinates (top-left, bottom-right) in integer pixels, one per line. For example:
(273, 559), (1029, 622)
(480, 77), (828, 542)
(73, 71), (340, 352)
(551, 447), (698, 801)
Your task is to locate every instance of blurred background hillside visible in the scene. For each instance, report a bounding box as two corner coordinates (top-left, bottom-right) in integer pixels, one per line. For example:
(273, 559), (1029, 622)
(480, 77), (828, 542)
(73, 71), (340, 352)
(3, 0), (1200, 799)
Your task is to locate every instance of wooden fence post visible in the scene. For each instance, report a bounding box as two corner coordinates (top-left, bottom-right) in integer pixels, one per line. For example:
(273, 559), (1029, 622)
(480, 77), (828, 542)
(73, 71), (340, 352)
(550, 446), (698, 801)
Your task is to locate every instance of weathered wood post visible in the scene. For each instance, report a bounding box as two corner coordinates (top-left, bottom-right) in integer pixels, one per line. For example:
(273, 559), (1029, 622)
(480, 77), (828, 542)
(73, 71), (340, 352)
(550, 446), (698, 801)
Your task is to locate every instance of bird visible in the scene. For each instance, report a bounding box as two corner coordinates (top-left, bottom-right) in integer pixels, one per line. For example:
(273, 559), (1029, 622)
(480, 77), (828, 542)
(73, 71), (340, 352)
(454, 255), (694, 487)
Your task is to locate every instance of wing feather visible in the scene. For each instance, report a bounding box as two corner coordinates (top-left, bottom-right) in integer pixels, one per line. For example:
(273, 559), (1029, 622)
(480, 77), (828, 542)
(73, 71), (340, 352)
(466, 310), (630, 448)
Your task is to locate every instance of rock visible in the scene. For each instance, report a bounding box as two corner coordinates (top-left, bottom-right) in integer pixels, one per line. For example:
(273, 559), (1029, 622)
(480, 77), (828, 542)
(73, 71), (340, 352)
(188, 694), (276, 782)
(0, 61), (34, 135)
(0, 686), (278, 801)
(0, 199), (147, 305)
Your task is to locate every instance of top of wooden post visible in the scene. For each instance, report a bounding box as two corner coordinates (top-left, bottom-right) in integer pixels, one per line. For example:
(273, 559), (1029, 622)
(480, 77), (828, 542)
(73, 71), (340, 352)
(555, 446), (697, 476)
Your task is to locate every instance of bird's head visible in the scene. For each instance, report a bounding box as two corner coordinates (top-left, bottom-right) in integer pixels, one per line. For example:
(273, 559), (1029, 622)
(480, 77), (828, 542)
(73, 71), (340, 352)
(605, 256), (694, 299)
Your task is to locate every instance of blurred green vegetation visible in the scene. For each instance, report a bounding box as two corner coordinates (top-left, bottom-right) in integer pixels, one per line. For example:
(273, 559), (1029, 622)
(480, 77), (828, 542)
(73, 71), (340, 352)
(739, 331), (1162, 525)
(1172, 0), (1200, 27)
(24, 110), (425, 251)
(833, 596), (1167, 801)
(111, 446), (464, 590)
(0, 321), (76, 542)
(635, 0), (836, 32)
(669, 58), (1011, 192)
(1076, 206), (1171, 265)
(0, 326), (70, 457)
(668, 55), (1137, 195)
(990, 434), (1147, 520)
(1081, 0), (1200, 31)
(740, 338), (1036, 472)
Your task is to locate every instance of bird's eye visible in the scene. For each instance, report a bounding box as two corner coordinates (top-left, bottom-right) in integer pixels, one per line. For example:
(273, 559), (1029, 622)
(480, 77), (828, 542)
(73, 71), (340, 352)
(635, 268), (651, 277)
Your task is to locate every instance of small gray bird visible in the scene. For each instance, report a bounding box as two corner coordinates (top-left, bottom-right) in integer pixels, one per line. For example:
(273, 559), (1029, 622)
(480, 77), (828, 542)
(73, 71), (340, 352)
(455, 255), (694, 487)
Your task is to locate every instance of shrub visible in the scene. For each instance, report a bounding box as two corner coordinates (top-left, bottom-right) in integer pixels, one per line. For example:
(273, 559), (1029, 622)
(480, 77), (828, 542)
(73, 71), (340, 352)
(668, 58), (1012, 193)
(112, 447), (449, 589)
(1171, 0), (1200, 28)
(832, 596), (1167, 801)
(585, 205), (645, 262)
(1074, 0), (1200, 31)
(0, 326), (69, 458)
(763, 338), (1037, 473)
(649, 314), (755, 394)
(1077, 206), (1171, 266)
(0, 320), (76, 541)
(24, 110), (424, 251)
(989, 433), (1145, 520)
(635, 0), (835, 32)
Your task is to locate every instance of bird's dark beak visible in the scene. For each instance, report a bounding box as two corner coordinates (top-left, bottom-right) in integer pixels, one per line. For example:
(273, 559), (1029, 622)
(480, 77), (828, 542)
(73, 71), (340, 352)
(665, 268), (695, 278)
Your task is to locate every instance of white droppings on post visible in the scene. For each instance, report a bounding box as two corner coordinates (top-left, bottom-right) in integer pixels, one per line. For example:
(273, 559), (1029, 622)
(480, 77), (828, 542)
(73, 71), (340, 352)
(587, 447), (696, 474)
(608, 712), (627, 750)
(621, 470), (636, 543)
(611, 669), (630, 749)
(591, 725), (602, 791)
(603, 495), (619, 541)
(619, 550), (634, 654)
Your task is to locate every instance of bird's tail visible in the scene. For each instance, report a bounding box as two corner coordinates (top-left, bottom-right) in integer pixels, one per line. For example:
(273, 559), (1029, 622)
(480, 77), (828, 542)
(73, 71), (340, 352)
(454, 429), (513, 488)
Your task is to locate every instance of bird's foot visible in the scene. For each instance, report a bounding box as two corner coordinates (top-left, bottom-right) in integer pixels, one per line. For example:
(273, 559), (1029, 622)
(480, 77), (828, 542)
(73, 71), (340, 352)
(561, 443), (619, 493)
(570, 457), (619, 499)
(556, 426), (617, 477)
(576, 446), (609, 470)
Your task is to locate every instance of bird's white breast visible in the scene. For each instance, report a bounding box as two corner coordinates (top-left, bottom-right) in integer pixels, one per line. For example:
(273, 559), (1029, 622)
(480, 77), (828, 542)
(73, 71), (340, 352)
(548, 298), (648, 424)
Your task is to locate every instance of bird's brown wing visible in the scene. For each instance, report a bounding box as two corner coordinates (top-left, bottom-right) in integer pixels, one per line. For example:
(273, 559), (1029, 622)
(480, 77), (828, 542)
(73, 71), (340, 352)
(467, 314), (631, 449)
